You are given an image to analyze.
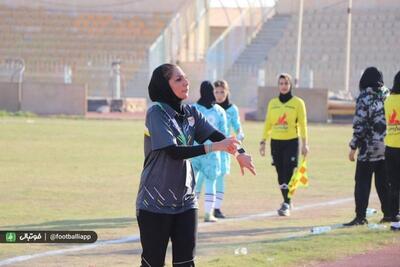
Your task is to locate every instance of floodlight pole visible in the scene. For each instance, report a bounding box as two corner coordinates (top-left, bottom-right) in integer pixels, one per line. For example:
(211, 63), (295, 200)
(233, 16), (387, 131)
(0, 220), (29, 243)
(344, 0), (353, 93)
(295, 0), (304, 88)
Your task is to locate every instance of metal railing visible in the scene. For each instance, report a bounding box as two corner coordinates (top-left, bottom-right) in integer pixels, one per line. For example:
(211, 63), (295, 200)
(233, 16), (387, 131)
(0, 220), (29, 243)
(148, 0), (209, 77)
(0, 58), (25, 109)
(205, 0), (275, 80)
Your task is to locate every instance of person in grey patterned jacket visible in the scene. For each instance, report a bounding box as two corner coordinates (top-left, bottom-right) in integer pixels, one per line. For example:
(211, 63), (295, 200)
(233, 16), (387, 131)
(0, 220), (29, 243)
(344, 67), (391, 226)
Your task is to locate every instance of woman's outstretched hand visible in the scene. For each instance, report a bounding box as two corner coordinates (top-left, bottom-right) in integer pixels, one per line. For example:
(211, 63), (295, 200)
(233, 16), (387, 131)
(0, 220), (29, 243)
(213, 137), (240, 154)
(236, 153), (256, 176)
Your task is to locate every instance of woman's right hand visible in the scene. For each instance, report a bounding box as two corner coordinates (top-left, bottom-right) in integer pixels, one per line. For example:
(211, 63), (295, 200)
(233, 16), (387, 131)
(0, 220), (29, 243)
(259, 142), (266, 157)
(213, 137), (240, 154)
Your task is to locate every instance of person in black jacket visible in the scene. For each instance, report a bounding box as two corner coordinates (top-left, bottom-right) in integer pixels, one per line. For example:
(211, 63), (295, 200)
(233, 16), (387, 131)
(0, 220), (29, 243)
(344, 67), (391, 226)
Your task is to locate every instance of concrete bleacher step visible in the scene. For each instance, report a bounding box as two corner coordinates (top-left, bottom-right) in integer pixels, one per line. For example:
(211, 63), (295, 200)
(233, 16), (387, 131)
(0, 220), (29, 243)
(234, 16), (290, 66)
(0, 3), (171, 97)
(255, 8), (400, 95)
(223, 14), (291, 106)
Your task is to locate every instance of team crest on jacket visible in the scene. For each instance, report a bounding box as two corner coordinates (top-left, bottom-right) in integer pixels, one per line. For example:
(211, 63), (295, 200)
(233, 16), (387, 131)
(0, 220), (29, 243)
(188, 116), (195, 127)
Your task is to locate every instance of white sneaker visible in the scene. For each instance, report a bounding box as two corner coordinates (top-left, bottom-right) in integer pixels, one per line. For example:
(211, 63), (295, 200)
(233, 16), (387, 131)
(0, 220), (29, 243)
(390, 221), (400, 231)
(277, 203), (291, 216)
(204, 212), (218, 222)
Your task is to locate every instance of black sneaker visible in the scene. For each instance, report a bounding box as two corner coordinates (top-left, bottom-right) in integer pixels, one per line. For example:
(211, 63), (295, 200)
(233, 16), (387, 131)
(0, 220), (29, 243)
(379, 217), (393, 224)
(343, 217), (368, 227)
(214, 209), (226, 219)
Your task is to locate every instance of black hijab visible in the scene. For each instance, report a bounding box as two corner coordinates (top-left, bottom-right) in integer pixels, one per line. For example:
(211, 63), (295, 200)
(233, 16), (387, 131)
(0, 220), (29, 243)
(279, 91), (293, 103)
(148, 64), (183, 114)
(219, 95), (232, 110)
(359, 67), (384, 91)
(278, 75), (293, 103)
(197, 81), (215, 109)
(392, 71), (400, 94)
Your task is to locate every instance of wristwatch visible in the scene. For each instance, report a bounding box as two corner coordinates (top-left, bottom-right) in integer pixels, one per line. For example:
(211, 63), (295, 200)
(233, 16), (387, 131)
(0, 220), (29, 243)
(237, 148), (246, 154)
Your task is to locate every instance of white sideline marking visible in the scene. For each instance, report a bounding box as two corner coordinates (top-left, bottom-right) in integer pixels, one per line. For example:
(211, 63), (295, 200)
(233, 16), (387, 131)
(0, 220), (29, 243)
(0, 197), (353, 266)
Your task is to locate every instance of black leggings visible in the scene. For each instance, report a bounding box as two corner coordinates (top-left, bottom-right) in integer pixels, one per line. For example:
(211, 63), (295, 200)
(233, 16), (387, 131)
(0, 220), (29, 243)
(354, 160), (389, 219)
(271, 138), (299, 204)
(137, 209), (197, 267)
(385, 147), (400, 220)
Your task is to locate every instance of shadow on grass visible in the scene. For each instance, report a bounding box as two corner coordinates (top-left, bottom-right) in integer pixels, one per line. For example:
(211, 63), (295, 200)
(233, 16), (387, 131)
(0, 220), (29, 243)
(29, 227), (315, 257)
(196, 226), (351, 255)
(67, 248), (142, 257)
(198, 225), (312, 241)
(1, 217), (137, 230)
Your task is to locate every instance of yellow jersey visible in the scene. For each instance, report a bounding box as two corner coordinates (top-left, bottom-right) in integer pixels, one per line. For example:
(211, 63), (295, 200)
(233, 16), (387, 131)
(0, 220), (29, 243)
(262, 96), (308, 140)
(384, 94), (400, 148)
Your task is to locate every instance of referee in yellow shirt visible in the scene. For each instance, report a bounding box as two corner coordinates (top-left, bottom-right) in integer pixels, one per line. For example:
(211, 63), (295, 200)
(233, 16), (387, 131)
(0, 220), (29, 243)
(385, 71), (400, 227)
(259, 73), (309, 216)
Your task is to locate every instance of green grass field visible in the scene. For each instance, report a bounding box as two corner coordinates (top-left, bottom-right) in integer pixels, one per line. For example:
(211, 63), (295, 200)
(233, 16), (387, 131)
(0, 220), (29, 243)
(0, 116), (398, 266)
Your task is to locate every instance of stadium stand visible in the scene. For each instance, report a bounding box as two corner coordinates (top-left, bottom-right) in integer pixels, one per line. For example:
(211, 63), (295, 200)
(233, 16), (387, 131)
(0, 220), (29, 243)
(264, 7), (400, 96)
(0, 4), (171, 96)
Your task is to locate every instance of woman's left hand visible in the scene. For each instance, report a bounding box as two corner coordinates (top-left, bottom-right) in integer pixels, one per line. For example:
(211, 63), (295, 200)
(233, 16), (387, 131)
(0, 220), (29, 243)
(301, 144), (309, 157)
(236, 153), (256, 176)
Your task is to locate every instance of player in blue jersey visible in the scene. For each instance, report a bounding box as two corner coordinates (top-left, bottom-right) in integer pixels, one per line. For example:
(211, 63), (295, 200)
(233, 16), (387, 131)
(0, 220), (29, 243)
(213, 79), (245, 218)
(192, 81), (228, 222)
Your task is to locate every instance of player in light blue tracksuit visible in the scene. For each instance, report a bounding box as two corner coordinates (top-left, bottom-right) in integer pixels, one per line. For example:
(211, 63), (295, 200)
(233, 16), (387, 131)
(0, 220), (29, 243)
(213, 79), (244, 218)
(191, 81), (228, 222)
